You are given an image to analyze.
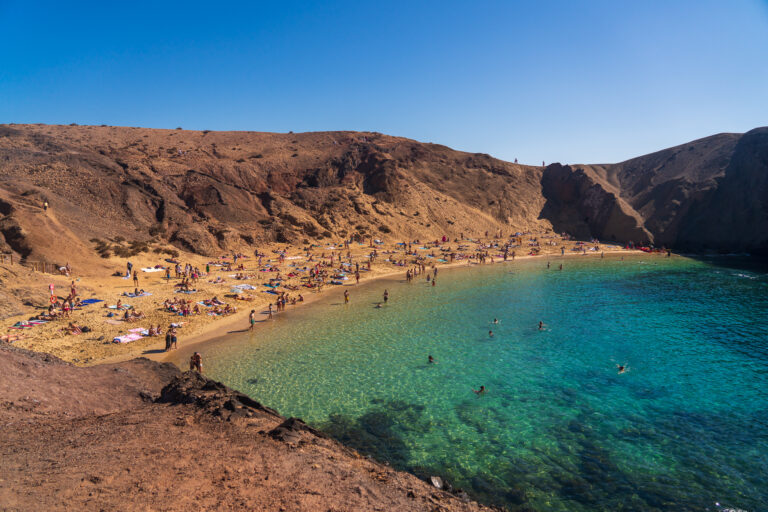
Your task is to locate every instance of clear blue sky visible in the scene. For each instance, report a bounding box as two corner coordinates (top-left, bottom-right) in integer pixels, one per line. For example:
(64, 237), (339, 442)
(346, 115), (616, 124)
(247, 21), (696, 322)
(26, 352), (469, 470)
(1, 1), (767, 164)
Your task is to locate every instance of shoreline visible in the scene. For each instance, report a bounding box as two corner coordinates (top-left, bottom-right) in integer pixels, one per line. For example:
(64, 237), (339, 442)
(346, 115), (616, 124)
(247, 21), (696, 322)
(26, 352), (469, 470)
(144, 248), (647, 367)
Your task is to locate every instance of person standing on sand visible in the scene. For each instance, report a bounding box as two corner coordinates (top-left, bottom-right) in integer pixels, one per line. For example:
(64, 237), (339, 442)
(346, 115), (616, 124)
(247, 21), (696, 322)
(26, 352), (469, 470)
(249, 310), (256, 331)
(344, 289), (350, 304)
(383, 290), (389, 303)
(171, 328), (178, 349)
(355, 271), (360, 284)
(165, 329), (172, 351)
(190, 352), (203, 373)
(133, 270), (139, 288)
(268, 303), (273, 319)
(165, 267), (171, 281)
(43, 201), (48, 211)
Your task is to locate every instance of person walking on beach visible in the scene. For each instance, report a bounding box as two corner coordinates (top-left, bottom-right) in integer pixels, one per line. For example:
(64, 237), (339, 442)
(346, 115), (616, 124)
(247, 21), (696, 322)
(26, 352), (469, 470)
(249, 309), (256, 331)
(383, 290), (389, 303)
(268, 303), (273, 319)
(165, 328), (172, 351)
(344, 289), (350, 304)
(133, 270), (139, 288)
(190, 352), (203, 373)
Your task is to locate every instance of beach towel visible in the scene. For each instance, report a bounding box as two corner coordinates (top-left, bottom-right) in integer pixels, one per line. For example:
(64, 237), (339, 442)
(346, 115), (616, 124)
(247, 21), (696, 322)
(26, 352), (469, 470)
(105, 319), (123, 325)
(175, 290), (198, 294)
(123, 292), (152, 298)
(80, 298), (104, 305)
(232, 284), (257, 291)
(107, 304), (133, 310)
(141, 268), (165, 272)
(113, 333), (143, 344)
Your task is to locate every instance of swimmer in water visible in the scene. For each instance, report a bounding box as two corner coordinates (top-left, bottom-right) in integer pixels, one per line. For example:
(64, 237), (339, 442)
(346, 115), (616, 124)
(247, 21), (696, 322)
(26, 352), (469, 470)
(428, 355), (436, 364)
(617, 364), (627, 374)
(493, 318), (499, 324)
(538, 321), (544, 330)
(489, 330), (494, 337)
(473, 386), (486, 395)
(374, 302), (383, 309)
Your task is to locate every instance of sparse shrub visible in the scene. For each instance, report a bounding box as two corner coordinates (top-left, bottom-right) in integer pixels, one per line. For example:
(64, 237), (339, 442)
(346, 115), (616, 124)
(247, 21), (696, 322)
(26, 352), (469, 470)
(113, 235), (125, 243)
(202, 130), (211, 135)
(148, 225), (165, 237)
(378, 225), (392, 233)
(162, 248), (179, 258)
(69, 123), (78, 126)
(291, 153), (298, 158)
(175, 127), (182, 130)
(236, 158), (246, 163)
(100, 251), (111, 258)
(321, 230), (332, 238)
(250, 153), (263, 159)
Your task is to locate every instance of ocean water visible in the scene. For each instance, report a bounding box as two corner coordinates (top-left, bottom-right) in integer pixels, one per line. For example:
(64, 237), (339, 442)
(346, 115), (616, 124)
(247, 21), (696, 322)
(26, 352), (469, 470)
(186, 256), (768, 511)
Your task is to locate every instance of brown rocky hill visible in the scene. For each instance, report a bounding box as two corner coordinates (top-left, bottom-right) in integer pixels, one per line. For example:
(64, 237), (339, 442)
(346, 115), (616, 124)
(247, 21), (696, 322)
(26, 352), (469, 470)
(1, 124), (766, 264)
(0, 124), (546, 264)
(540, 128), (768, 253)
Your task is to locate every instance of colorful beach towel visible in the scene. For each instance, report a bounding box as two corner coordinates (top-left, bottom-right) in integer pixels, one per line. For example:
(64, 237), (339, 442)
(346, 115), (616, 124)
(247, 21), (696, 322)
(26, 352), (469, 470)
(80, 298), (104, 305)
(112, 333), (143, 344)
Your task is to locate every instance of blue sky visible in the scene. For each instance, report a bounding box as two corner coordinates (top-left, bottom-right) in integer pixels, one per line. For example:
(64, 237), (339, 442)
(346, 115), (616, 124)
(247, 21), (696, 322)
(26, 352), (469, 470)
(1, 1), (767, 164)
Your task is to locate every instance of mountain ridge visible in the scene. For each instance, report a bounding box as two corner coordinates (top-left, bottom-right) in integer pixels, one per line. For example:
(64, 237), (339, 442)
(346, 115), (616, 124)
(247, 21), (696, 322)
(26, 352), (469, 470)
(1, 124), (766, 264)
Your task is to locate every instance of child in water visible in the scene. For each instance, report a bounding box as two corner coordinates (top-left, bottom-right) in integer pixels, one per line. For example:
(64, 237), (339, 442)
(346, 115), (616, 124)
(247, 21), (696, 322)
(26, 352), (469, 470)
(473, 386), (486, 395)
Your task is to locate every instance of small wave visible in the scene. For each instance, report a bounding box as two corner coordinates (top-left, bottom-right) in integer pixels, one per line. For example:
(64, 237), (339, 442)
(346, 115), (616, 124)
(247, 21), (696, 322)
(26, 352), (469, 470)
(732, 273), (757, 280)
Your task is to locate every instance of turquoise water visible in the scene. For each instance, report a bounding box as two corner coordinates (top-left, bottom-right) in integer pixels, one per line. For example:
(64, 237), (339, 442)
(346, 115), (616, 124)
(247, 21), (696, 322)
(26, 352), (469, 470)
(190, 256), (768, 511)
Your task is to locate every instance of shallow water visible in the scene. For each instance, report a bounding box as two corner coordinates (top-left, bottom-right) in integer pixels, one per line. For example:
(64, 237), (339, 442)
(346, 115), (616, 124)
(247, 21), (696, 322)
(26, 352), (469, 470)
(186, 256), (768, 511)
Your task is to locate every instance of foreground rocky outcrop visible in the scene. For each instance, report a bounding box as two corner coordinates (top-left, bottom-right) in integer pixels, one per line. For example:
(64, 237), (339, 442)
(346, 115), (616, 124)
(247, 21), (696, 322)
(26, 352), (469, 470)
(0, 342), (499, 511)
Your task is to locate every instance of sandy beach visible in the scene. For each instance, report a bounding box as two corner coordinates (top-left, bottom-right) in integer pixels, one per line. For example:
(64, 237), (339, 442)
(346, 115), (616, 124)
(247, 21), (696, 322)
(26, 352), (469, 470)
(1, 233), (644, 367)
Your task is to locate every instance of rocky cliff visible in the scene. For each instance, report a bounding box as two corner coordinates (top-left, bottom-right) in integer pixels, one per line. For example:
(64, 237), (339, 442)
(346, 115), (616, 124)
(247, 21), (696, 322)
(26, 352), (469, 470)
(541, 128), (768, 253)
(1, 124), (766, 261)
